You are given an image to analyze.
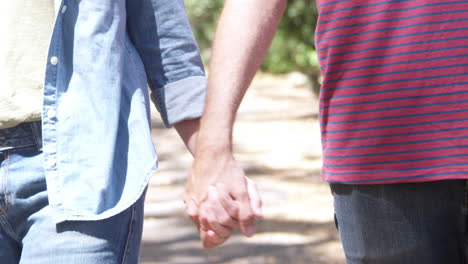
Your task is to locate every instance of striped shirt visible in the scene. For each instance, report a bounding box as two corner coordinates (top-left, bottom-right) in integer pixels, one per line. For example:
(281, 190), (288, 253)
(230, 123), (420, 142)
(315, 0), (468, 184)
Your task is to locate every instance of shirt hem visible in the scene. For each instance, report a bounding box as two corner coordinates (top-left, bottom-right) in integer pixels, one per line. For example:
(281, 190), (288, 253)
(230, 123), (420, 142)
(52, 158), (158, 224)
(323, 168), (468, 185)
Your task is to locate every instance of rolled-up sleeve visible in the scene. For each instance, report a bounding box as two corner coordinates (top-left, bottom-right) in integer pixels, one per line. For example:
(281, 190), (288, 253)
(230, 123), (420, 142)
(126, 0), (206, 127)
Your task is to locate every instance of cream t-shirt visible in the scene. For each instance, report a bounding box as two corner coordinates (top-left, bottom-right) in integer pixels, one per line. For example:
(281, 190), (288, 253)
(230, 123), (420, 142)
(0, 0), (56, 128)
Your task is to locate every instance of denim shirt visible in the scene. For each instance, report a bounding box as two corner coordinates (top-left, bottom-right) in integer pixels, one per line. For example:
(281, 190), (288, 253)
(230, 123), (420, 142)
(43, 0), (206, 223)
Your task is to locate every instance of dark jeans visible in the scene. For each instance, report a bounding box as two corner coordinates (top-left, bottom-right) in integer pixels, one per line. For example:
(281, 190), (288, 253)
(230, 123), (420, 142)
(331, 180), (468, 264)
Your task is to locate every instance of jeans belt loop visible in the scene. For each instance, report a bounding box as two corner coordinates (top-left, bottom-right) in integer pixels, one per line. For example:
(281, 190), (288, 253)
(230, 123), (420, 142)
(30, 121), (43, 150)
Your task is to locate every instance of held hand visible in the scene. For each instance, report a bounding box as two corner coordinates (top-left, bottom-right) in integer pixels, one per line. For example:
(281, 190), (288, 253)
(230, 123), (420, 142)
(184, 153), (262, 248)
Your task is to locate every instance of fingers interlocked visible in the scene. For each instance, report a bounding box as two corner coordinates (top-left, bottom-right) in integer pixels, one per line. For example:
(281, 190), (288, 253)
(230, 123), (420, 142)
(185, 178), (263, 248)
(199, 186), (237, 248)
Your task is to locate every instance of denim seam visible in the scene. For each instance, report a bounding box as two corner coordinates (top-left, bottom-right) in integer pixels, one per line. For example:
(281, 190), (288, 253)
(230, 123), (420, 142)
(0, 215), (21, 243)
(0, 151), (10, 215)
(0, 155), (5, 217)
(121, 203), (136, 264)
(463, 180), (468, 258)
(0, 152), (21, 243)
(464, 181), (468, 215)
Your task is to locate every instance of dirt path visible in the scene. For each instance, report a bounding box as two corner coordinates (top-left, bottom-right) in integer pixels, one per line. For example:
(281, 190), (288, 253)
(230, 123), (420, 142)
(141, 73), (346, 264)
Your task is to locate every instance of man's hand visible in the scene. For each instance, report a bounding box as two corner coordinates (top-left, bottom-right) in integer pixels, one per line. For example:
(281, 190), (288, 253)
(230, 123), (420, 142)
(172, 118), (263, 248)
(185, 152), (262, 248)
(182, 0), (285, 249)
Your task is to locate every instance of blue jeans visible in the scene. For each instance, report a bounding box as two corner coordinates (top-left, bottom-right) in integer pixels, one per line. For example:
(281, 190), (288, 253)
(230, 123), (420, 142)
(0, 125), (145, 263)
(331, 181), (468, 264)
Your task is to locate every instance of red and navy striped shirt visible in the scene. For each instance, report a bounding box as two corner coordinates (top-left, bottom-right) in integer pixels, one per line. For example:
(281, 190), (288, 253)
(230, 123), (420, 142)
(315, 0), (468, 184)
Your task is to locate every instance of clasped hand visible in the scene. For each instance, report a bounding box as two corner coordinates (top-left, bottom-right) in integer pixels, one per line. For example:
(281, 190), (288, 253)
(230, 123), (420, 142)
(184, 153), (263, 248)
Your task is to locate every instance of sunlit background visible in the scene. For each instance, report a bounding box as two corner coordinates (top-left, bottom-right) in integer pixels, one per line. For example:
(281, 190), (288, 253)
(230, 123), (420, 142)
(140, 1), (345, 263)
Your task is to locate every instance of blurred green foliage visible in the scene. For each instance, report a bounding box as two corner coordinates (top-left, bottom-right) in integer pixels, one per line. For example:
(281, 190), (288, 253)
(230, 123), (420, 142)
(185, 0), (321, 91)
(184, 0), (225, 59)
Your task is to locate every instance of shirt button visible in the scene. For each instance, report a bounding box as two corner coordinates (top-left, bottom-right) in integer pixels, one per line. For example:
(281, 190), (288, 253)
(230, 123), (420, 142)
(47, 109), (57, 119)
(61, 5), (67, 13)
(50, 56), (59, 65)
(46, 158), (57, 169)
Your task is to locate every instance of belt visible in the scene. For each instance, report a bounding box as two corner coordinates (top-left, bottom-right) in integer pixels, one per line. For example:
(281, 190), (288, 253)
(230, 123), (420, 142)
(0, 121), (42, 152)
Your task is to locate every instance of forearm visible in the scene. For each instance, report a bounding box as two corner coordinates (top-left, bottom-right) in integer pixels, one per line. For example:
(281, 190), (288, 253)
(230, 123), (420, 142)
(197, 0), (287, 155)
(174, 118), (200, 156)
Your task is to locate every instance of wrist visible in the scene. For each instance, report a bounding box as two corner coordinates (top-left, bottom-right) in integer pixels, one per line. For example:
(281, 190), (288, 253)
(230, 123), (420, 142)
(196, 124), (234, 158)
(195, 140), (233, 159)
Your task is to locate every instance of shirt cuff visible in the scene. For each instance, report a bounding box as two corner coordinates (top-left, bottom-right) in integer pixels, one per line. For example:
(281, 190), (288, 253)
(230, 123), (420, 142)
(151, 76), (207, 127)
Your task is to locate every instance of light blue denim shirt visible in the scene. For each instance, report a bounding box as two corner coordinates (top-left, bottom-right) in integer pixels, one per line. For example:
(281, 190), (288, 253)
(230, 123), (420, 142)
(43, 0), (206, 223)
